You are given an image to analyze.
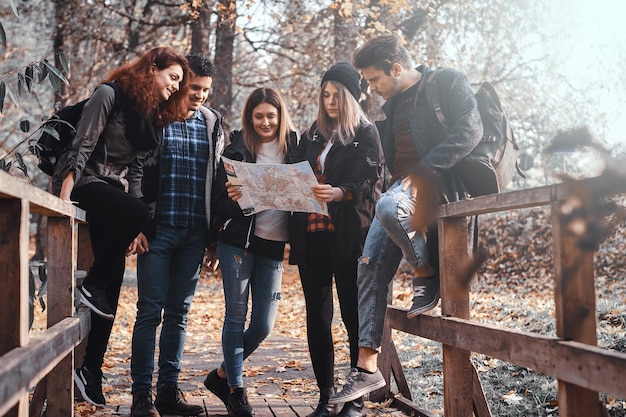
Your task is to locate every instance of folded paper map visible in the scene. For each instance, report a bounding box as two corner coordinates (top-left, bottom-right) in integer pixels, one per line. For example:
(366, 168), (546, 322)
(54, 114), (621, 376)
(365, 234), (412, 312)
(222, 156), (328, 216)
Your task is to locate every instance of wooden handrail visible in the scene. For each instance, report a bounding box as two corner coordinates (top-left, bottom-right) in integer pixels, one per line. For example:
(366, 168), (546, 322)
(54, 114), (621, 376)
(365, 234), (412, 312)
(0, 169), (91, 417)
(380, 174), (626, 417)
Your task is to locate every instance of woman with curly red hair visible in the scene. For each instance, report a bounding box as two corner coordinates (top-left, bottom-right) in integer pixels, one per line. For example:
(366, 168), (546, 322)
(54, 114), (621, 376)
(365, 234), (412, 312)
(53, 46), (190, 408)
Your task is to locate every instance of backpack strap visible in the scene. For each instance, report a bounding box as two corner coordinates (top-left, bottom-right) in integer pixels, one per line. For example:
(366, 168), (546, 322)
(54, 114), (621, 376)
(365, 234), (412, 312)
(421, 69), (450, 132)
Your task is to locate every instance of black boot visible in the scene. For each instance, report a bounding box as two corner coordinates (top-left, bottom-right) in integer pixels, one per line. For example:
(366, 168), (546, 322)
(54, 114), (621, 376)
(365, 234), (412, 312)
(337, 396), (364, 417)
(307, 387), (338, 417)
(154, 384), (204, 416)
(226, 387), (254, 417)
(130, 390), (159, 417)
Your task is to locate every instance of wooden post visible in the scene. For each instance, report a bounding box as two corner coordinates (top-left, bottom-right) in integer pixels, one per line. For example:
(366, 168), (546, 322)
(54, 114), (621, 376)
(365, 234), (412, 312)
(551, 202), (602, 417)
(76, 223), (93, 272)
(0, 199), (30, 417)
(439, 216), (473, 417)
(45, 216), (76, 417)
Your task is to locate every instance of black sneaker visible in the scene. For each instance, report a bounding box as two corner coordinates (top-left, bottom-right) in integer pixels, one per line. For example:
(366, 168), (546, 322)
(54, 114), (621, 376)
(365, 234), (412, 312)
(155, 384), (204, 416)
(227, 387), (254, 417)
(131, 389), (159, 417)
(74, 367), (106, 407)
(328, 368), (385, 405)
(78, 283), (114, 320)
(407, 274), (440, 319)
(204, 368), (229, 407)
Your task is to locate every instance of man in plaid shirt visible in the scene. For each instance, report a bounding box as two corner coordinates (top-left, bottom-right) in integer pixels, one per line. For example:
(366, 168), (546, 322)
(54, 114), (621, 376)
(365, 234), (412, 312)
(129, 53), (224, 417)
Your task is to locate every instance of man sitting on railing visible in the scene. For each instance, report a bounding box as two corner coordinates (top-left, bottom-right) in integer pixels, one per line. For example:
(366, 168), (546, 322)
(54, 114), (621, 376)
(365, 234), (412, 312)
(330, 34), (483, 405)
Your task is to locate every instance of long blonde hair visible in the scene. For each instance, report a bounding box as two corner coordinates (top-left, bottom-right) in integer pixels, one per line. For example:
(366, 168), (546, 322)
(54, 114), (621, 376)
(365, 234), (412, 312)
(241, 88), (295, 159)
(315, 80), (368, 145)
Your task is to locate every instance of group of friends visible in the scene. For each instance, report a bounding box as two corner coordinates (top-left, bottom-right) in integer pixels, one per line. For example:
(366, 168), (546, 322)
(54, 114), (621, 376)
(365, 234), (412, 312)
(53, 33), (483, 417)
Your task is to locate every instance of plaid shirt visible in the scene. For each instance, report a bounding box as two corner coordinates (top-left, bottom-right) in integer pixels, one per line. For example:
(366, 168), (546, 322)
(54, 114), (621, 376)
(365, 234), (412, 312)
(306, 143), (353, 233)
(159, 110), (209, 228)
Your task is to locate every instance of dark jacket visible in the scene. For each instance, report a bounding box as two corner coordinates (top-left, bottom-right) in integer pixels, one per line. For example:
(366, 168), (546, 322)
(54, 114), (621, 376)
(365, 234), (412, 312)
(288, 121), (383, 265)
(52, 83), (161, 197)
(377, 65), (483, 202)
(212, 130), (299, 251)
(141, 106), (225, 243)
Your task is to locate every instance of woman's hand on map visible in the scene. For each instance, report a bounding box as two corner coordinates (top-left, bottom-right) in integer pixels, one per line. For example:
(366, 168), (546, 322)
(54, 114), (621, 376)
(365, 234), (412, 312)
(312, 184), (343, 202)
(226, 181), (243, 202)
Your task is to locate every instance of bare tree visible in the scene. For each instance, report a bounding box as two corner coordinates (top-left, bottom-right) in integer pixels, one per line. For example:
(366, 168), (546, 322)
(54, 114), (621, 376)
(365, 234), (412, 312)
(211, 0), (237, 134)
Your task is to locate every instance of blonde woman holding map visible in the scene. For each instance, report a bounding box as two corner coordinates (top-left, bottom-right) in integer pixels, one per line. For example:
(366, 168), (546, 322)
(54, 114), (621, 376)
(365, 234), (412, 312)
(288, 63), (384, 417)
(203, 87), (298, 417)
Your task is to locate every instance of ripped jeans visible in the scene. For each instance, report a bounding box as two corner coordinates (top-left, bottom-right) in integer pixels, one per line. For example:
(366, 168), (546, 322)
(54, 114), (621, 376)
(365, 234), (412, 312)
(356, 178), (429, 351)
(217, 241), (283, 387)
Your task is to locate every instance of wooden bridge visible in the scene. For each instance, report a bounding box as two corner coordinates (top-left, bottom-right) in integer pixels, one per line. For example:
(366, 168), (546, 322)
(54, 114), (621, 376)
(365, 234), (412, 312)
(1, 167), (626, 417)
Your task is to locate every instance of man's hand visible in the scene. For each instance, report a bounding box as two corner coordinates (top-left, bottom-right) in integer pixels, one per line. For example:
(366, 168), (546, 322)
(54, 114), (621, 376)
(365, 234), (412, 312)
(126, 232), (149, 256)
(401, 176), (418, 200)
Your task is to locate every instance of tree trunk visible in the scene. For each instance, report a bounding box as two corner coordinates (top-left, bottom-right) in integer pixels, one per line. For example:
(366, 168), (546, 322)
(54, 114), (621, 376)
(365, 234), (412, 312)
(332, 1), (357, 63)
(190, 1), (212, 54)
(211, 0), (237, 135)
(53, 0), (71, 107)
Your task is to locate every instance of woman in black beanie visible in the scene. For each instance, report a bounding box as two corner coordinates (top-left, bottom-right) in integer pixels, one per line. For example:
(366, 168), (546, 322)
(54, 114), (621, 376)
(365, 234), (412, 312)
(289, 63), (384, 417)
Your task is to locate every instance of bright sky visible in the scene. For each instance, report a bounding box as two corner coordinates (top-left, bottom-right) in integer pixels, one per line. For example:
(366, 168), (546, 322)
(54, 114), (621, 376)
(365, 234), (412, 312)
(546, 0), (626, 147)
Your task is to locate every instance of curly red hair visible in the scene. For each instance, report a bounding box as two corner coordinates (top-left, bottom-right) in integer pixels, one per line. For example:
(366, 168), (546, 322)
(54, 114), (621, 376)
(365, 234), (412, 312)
(104, 46), (190, 126)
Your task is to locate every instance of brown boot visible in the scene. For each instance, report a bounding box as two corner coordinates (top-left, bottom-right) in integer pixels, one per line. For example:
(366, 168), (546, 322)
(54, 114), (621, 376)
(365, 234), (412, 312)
(155, 384), (204, 416)
(131, 390), (159, 417)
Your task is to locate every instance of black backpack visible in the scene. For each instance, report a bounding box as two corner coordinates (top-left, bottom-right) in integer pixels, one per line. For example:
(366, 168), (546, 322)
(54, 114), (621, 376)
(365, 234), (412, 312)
(423, 69), (525, 196)
(36, 82), (123, 176)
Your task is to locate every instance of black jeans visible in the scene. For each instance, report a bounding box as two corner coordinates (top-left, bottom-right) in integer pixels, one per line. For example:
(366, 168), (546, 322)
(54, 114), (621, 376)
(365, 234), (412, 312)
(71, 181), (150, 370)
(298, 232), (359, 391)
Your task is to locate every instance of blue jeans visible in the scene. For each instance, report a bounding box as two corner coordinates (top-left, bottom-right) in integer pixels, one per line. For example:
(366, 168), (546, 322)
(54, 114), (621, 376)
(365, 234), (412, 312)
(131, 225), (206, 392)
(357, 179), (429, 351)
(218, 241), (283, 388)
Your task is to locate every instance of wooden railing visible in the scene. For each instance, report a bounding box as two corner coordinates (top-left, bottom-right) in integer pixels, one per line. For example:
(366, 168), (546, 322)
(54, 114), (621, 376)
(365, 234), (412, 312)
(376, 175), (626, 417)
(0, 170), (92, 417)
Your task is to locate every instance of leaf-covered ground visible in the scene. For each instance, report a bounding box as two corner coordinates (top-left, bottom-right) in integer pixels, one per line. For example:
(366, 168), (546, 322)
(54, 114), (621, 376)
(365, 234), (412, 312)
(29, 203), (626, 416)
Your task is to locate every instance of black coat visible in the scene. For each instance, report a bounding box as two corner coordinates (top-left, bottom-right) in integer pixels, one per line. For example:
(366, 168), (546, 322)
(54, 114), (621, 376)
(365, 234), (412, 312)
(288, 121), (384, 266)
(377, 65), (483, 203)
(211, 130), (299, 250)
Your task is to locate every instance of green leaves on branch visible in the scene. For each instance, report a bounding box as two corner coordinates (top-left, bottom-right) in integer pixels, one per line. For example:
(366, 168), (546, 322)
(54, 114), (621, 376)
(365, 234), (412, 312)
(0, 54), (69, 114)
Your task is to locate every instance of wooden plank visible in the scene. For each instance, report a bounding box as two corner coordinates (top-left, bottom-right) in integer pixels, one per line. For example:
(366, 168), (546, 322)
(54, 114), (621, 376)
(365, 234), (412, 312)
(439, 216), (473, 417)
(287, 398), (314, 417)
(77, 223), (94, 272)
(472, 363), (492, 417)
(551, 202), (601, 417)
(0, 311), (89, 417)
(389, 336), (412, 400)
(392, 395), (437, 417)
(0, 199), (30, 351)
(0, 198), (30, 417)
(386, 308), (626, 398)
(28, 379), (46, 417)
(437, 175), (626, 218)
(46, 216), (77, 417)
(249, 398), (273, 417)
(265, 397), (293, 416)
(372, 282), (394, 402)
(0, 170), (86, 221)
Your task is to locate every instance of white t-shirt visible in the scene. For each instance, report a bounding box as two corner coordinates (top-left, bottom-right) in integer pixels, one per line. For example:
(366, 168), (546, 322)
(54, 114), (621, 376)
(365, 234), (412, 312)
(254, 138), (289, 242)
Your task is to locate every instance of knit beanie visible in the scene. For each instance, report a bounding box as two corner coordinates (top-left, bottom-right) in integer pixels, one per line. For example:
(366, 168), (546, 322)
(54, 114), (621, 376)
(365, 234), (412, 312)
(321, 62), (361, 100)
